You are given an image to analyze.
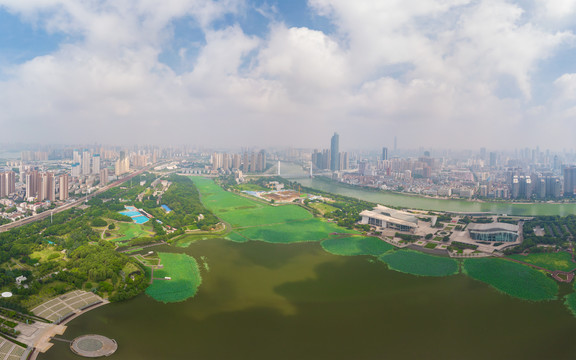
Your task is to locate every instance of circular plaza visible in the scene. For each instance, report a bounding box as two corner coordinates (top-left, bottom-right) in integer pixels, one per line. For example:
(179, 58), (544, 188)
(70, 334), (118, 357)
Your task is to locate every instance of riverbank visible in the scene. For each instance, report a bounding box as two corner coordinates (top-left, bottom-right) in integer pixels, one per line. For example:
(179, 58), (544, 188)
(294, 176), (576, 216)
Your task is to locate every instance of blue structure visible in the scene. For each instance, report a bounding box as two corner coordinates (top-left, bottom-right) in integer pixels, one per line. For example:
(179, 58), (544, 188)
(161, 205), (172, 213)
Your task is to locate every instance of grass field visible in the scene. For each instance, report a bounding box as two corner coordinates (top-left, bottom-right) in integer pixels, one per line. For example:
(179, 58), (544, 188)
(378, 250), (459, 277)
(308, 202), (338, 215)
(191, 177), (358, 244)
(463, 258), (558, 301)
(145, 252), (202, 303)
(108, 222), (153, 243)
(235, 183), (269, 191)
(508, 252), (575, 272)
(321, 236), (394, 256)
(30, 247), (63, 262)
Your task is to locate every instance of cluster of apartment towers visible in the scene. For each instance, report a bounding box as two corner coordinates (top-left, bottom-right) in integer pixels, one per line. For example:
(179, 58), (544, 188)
(211, 150), (267, 172)
(0, 149), (156, 203)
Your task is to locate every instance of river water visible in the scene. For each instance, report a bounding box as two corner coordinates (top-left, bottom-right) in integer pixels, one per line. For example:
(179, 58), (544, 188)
(275, 161), (576, 216)
(39, 240), (576, 360)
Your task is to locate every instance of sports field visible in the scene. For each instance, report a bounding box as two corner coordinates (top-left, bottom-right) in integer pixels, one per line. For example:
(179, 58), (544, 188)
(109, 222), (153, 243)
(463, 258), (558, 301)
(379, 250), (459, 277)
(146, 252), (202, 303)
(321, 236), (394, 256)
(191, 177), (358, 244)
(508, 252), (576, 272)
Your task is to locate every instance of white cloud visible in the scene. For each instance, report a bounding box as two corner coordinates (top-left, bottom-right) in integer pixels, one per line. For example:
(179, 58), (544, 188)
(0, 0), (575, 149)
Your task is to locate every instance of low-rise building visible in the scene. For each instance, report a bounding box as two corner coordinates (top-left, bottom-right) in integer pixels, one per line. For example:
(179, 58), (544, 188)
(467, 222), (519, 242)
(360, 205), (418, 232)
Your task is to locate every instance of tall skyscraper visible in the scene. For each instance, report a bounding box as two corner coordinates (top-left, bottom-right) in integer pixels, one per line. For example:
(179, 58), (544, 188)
(394, 136), (397, 153)
(92, 154), (101, 175)
(100, 168), (109, 186)
(0, 172), (13, 197)
(330, 132), (339, 171)
(564, 166), (576, 197)
(382, 147), (388, 161)
(40, 172), (55, 202)
(82, 151), (91, 175)
(73, 150), (81, 164)
(25, 171), (40, 200)
(115, 151), (130, 176)
(59, 174), (69, 201)
(5, 171), (15, 195)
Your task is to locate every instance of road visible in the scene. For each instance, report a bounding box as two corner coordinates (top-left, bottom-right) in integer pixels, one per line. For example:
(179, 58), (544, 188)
(0, 164), (158, 233)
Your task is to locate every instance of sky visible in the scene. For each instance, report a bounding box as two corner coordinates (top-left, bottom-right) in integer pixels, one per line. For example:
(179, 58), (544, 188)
(1, 0), (576, 151)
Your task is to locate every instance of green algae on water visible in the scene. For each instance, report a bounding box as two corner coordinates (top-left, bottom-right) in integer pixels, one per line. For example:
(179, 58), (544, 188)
(146, 252), (202, 303)
(321, 236), (394, 256)
(463, 258), (558, 301)
(508, 252), (575, 272)
(379, 250), (459, 277)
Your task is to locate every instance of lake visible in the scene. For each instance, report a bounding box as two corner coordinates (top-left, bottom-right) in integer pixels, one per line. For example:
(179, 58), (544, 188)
(39, 239), (576, 360)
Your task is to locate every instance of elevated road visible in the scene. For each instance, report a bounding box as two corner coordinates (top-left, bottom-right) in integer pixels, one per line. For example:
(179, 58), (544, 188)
(0, 164), (157, 233)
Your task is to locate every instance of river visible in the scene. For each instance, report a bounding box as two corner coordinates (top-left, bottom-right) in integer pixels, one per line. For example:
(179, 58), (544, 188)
(39, 240), (576, 360)
(276, 162), (576, 216)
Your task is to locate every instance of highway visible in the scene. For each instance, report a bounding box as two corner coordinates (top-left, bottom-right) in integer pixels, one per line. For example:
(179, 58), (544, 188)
(0, 165), (156, 233)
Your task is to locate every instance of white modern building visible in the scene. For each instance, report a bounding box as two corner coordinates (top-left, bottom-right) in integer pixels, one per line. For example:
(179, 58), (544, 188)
(467, 223), (519, 242)
(360, 205), (419, 232)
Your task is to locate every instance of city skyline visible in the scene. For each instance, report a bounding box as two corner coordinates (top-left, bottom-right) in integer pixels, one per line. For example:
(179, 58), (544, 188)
(1, 1), (576, 149)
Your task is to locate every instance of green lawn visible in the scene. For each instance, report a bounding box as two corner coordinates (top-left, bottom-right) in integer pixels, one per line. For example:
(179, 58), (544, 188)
(30, 247), (63, 262)
(463, 258), (558, 301)
(145, 252), (202, 303)
(379, 250), (459, 277)
(508, 252), (575, 272)
(235, 183), (269, 191)
(108, 222), (153, 242)
(191, 177), (358, 244)
(308, 202), (338, 215)
(321, 236), (394, 256)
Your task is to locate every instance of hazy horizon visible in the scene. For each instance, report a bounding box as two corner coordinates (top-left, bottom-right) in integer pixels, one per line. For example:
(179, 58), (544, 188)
(1, 0), (576, 149)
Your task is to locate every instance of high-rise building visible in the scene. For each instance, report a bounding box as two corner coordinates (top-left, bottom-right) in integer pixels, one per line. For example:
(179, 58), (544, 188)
(115, 151), (130, 176)
(564, 166), (576, 197)
(0, 171), (15, 197)
(59, 174), (69, 201)
(25, 171), (40, 200)
(100, 168), (109, 186)
(71, 163), (81, 177)
(92, 154), (101, 175)
(330, 132), (339, 171)
(233, 154), (241, 169)
(82, 151), (91, 175)
(40, 172), (55, 202)
(73, 150), (81, 164)
(340, 152), (348, 170)
(382, 147), (388, 161)
(489, 152), (497, 167)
